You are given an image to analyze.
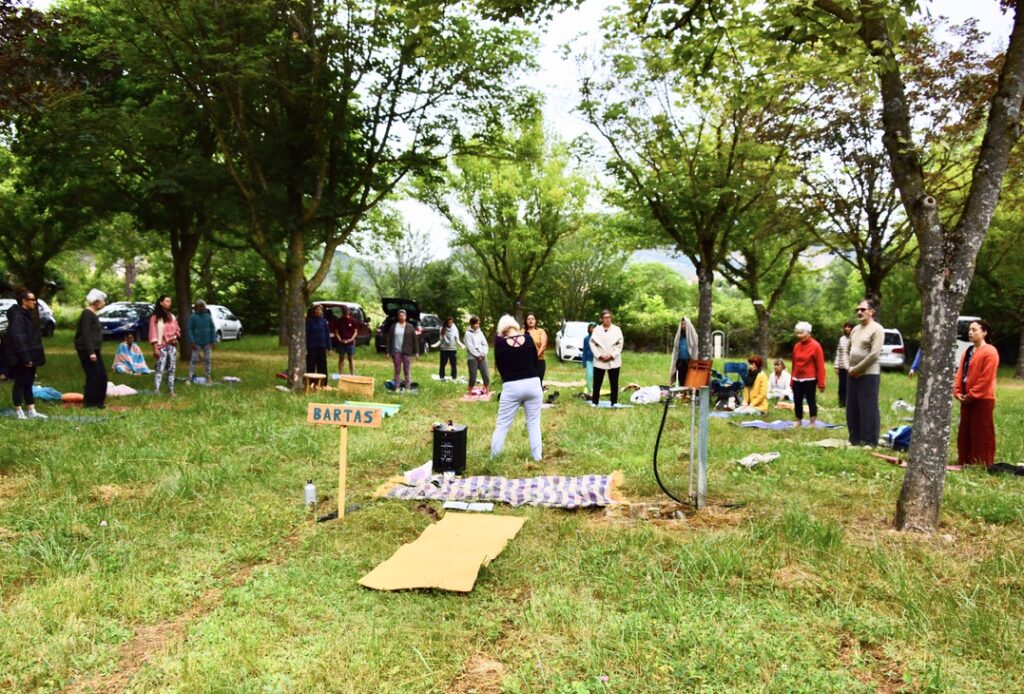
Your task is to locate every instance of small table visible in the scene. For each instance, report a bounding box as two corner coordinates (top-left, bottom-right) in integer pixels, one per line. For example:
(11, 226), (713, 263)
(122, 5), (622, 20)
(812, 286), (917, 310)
(303, 373), (327, 394)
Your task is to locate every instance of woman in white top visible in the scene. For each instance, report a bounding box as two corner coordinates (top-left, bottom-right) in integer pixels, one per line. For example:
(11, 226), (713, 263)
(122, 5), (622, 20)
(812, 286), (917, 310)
(590, 309), (624, 407)
(767, 358), (793, 402)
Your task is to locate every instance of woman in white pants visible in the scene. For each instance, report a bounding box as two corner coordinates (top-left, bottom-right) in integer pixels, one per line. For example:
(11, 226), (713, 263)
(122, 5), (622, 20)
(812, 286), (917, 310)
(490, 315), (543, 462)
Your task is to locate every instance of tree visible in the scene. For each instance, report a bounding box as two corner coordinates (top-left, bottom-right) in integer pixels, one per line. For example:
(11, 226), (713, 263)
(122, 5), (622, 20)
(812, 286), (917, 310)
(98, 0), (534, 387)
(417, 116), (588, 320)
(578, 15), (811, 357)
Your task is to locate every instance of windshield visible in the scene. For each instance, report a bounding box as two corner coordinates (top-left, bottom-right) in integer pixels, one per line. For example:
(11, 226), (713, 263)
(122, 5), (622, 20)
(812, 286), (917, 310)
(100, 308), (139, 319)
(562, 322), (589, 338)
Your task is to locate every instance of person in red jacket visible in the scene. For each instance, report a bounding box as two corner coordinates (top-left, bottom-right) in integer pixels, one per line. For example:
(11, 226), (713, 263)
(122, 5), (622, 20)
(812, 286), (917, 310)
(791, 321), (826, 427)
(954, 319), (999, 467)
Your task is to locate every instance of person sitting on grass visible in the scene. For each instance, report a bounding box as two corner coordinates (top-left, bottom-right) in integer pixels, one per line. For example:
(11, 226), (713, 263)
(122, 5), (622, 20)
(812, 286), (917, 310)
(767, 358), (793, 403)
(734, 355), (768, 414)
(112, 333), (153, 375)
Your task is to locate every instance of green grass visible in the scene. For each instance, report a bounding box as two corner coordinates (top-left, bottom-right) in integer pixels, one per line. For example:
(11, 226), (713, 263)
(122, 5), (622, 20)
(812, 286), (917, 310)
(1, 332), (1023, 692)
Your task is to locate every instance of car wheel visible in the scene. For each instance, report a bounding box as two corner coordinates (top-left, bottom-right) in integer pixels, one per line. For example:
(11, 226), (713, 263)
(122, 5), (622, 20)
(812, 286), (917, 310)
(42, 322), (55, 337)
(216, 330), (223, 343)
(236, 328), (242, 340)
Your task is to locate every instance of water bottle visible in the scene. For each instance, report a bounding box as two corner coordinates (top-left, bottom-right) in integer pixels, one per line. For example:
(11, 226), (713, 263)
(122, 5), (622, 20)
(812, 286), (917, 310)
(304, 480), (317, 509)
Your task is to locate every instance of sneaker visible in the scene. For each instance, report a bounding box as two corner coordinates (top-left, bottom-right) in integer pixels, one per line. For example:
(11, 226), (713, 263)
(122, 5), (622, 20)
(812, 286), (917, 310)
(26, 410), (48, 419)
(15, 409), (27, 420)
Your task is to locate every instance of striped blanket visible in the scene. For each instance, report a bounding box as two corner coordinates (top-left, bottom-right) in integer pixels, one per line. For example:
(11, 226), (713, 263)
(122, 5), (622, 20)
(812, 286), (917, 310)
(380, 472), (621, 509)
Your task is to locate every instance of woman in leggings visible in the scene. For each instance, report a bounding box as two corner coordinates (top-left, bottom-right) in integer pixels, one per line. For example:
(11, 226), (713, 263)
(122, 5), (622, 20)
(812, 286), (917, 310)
(790, 321), (826, 427)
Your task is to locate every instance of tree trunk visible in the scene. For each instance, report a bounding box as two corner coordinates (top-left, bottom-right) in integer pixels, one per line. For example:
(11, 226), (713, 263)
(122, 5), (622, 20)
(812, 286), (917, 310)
(1016, 317), (1024, 379)
(169, 224), (201, 363)
(284, 264), (308, 391)
(695, 262), (714, 359)
(124, 257), (137, 300)
(895, 281), (961, 532)
(754, 302), (771, 360)
(277, 275), (289, 347)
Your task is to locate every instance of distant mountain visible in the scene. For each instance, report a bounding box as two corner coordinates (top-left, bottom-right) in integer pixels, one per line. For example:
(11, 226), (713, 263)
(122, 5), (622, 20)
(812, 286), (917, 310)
(629, 249), (697, 282)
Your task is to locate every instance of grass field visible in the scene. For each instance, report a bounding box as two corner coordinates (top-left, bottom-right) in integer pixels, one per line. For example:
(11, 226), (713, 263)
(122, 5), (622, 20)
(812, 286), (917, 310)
(2, 332), (1023, 693)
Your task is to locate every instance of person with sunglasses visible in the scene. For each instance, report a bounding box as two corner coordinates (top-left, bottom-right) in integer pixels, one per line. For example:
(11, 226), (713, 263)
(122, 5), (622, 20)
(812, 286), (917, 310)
(4, 290), (48, 419)
(846, 299), (884, 446)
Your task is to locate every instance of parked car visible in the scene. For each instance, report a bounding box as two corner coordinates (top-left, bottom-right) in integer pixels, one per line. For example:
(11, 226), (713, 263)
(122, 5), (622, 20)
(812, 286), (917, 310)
(879, 328), (906, 370)
(955, 315), (982, 367)
(206, 304), (243, 341)
(374, 298), (433, 354)
(97, 302), (155, 341)
(418, 314), (442, 354)
(0, 298), (56, 337)
(555, 320), (590, 362)
(312, 301), (371, 346)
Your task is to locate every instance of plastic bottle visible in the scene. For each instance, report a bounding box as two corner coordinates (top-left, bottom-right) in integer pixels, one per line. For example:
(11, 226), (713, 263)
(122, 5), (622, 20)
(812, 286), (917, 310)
(304, 480), (317, 509)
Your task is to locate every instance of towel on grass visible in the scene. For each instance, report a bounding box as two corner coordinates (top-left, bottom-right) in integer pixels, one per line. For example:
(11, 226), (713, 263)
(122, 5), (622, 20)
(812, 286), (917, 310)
(378, 472), (623, 509)
(735, 452), (780, 468)
(738, 419), (842, 430)
(431, 374), (469, 384)
(106, 383), (139, 397)
(31, 386), (62, 401)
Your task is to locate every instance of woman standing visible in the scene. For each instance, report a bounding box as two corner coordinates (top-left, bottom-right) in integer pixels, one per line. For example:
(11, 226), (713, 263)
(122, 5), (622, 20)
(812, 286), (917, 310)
(4, 290), (47, 419)
(74, 288), (108, 408)
(464, 316), (490, 392)
(590, 309), (624, 407)
(954, 319), (1000, 467)
(433, 316), (465, 379)
(305, 304), (332, 376)
(387, 309), (418, 390)
(669, 316), (698, 387)
(582, 322), (595, 397)
(790, 321), (826, 427)
(490, 315), (543, 461)
(149, 295), (181, 396)
(524, 313), (548, 387)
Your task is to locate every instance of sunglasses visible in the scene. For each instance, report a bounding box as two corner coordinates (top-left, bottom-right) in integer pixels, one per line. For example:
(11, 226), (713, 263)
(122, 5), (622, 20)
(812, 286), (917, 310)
(856, 307), (869, 312)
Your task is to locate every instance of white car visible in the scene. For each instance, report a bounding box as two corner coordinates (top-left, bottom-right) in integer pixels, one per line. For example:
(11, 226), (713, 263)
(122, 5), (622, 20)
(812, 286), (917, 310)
(879, 328), (906, 370)
(206, 304), (243, 341)
(0, 297), (57, 337)
(555, 320), (590, 362)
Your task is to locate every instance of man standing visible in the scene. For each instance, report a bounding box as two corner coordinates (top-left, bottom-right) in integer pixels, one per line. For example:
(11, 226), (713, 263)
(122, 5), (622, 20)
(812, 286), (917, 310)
(333, 305), (359, 375)
(846, 299), (884, 446)
(834, 321), (854, 407)
(4, 290), (47, 419)
(188, 299), (216, 383)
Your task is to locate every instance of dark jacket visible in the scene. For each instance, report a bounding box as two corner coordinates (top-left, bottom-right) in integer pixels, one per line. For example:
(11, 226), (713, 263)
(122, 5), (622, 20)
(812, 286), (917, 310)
(387, 321), (419, 356)
(305, 316), (333, 350)
(5, 304), (45, 367)
(188, 310), (217, 346)
(494, 332), (538, 383)
(74, 309), (104, 352)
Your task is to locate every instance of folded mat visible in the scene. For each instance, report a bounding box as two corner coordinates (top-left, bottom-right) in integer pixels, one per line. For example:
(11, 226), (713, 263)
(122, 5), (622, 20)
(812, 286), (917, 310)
(738, 419), (842, 429)
(359, 513), (526, 592)
(379, 472), (622, 509)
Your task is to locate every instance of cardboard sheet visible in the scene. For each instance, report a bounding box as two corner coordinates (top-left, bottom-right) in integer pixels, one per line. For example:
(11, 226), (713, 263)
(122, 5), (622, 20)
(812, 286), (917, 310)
(359, 513), (526, 592)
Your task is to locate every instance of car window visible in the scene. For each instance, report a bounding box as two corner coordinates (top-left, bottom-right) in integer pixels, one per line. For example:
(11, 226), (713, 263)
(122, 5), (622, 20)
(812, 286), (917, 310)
(100, 308), (139, 319)
(883, 332), (902, 346)
(956, 320), (974, 342)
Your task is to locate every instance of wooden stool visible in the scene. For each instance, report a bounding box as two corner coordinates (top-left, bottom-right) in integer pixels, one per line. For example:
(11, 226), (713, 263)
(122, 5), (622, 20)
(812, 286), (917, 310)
(303, 373), (327, 394)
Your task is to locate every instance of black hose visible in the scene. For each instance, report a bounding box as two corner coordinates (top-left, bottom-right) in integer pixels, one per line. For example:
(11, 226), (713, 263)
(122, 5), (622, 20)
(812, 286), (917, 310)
(653, 393), (686, 504)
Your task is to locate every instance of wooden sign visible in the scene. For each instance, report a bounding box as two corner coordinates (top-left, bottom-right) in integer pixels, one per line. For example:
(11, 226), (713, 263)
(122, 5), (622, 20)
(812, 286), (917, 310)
(307, 403), (383, 428)
(307, 403), (384, 521)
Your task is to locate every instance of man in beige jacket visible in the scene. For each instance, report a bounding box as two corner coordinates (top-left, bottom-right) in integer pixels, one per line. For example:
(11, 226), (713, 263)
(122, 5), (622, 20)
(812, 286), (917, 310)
(590, 309), (624, 407)
(846, 299), (884, 446)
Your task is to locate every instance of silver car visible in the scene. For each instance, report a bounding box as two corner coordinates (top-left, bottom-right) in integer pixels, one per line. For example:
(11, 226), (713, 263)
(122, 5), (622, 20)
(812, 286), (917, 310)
(206, 304), (243, 341)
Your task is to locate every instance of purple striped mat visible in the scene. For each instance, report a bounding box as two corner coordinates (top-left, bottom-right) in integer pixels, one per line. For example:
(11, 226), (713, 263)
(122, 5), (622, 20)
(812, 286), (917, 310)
(383, 474), (619, 509)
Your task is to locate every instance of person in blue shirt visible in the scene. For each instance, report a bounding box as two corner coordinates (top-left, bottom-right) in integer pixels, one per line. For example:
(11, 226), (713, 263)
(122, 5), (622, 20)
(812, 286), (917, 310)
(908, 347), (922, 377)
(669, 316), (698, 387)
(305, 304), (332, 375)
(581, 322), (596, 396)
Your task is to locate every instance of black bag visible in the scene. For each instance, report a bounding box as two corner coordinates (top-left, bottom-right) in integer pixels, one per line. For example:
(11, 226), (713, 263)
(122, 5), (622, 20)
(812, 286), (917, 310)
(432, 421), (467, 474)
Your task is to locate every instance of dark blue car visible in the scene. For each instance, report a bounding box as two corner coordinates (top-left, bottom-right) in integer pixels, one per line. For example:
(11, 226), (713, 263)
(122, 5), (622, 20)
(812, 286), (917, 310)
(97, 302), (155, 340)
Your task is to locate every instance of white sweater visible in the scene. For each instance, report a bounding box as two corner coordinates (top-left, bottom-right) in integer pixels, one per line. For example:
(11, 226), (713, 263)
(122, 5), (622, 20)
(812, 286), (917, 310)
(465, 327), (488, 359)
(590, 324), (624, 370)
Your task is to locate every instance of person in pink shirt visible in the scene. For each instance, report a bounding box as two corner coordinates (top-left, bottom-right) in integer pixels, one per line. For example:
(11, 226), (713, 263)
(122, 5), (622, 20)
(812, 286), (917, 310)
(149, 295), (181, 396)
(790, 321), (826, 427)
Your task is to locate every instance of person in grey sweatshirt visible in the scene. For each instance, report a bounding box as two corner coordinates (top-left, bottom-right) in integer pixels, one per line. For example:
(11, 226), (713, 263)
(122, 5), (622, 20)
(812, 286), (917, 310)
(464, 316), (490, 392)
(432, 316), (465, 380)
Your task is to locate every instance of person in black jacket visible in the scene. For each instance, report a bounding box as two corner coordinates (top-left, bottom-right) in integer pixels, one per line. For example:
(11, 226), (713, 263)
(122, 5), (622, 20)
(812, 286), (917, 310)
(490, 314), (543, 461)
(305, 304), (332, 376)
(4, 290), (48, 419)
(74, 289), (109, 408)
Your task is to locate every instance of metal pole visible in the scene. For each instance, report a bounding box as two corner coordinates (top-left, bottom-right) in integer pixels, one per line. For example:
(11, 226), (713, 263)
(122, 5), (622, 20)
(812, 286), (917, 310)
(696, 386), (710, 509)
(688, 388), (697, 501)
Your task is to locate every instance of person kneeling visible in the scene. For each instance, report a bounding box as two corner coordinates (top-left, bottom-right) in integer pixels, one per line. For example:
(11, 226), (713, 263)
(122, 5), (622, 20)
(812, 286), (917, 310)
(733, 355), (768, 415)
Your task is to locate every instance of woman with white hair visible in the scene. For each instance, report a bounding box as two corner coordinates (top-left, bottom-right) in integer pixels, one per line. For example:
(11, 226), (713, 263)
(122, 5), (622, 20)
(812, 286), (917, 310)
(790, 320), (826, 427)
(74, 288), (108, 408)
(490, 314), (543, 461)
